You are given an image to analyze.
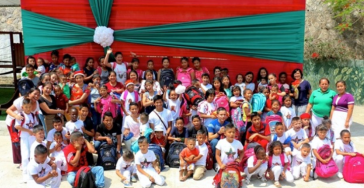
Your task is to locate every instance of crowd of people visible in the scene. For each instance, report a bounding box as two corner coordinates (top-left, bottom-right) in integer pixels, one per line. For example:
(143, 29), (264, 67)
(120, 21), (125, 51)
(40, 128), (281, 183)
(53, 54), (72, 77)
(5, 47), (360, 188)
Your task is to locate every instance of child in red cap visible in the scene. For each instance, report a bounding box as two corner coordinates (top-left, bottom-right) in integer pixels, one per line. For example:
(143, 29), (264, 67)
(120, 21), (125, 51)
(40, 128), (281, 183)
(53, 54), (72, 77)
(300, 113), (314, 141)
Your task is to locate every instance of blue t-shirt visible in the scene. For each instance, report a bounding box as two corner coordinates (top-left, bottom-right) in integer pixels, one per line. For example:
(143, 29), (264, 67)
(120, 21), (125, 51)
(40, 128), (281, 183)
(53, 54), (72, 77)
(292, 80), (311, 106)
(207, 119), (230, 134)
(266, 111), (283, 117)
(170, 126), (188, 139)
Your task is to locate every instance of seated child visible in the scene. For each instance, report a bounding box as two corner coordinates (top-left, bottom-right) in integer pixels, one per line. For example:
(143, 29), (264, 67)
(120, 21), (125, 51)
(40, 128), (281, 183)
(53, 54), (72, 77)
(187, 115), (208, 140)
(135, 136), (165, 187)
(244, 145), (268, 185)
(292, 143), (312, 181)
(245, 113), (271, 151)
(65, 107), (84, 139)
(179, 137), (200, 181)
(258, 78), (268, 88)
(139, 112), (150, 136)
(168, 117), (188, 144)
(63, 131), (104, 187)
(286, 117), (309, 153)
(216, 123), (244, 170)
(116, 151), (137, 187)
(27, 145), (61, 188)
(89, 74), (101, 126)
(199, 73), (212, 94)
(54, 85), (69, 122)
(36, 58), (46, 75)
(300, 113), (315, 141)
(49, 131), (67, 172)
(193, 130), (209, 180)
(151, 127), (167, 159)
(46, 116), (67, 152)
(271, 123), (292, 159)
(267, 141), (294, 187)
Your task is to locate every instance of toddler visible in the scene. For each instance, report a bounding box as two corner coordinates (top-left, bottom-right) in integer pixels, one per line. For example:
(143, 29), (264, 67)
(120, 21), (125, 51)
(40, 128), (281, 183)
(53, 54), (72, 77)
(291, 143), (312, 181)
(49, 131), (67, 172)
(116, 151), (137, 187)
(179, 137), (200, 181)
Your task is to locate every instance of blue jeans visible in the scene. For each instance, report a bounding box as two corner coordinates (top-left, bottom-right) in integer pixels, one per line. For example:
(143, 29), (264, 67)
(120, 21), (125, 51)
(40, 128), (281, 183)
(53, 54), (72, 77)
(67, 166), (105, 188)
(38, 114), (47, 137)
(210, 138), (220, 162)
(90, 104), (101, 129)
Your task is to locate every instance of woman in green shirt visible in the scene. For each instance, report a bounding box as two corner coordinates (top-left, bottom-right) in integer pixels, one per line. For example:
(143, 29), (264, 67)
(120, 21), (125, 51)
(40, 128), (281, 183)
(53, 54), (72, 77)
(305, 78), (336, 130)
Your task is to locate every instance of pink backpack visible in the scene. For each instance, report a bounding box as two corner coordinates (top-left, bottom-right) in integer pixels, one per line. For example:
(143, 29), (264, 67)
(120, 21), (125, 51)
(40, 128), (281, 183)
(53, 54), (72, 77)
(315, 144), (338, 178)
(268, 154), (288, 170)
(214, 93), (230, 113)
(179, 95), (190, 125)
(241, 148), (256, 169)
(97, 95), (118, 118)
(265, 114), (282, 134)
(121, 91), (139, 115)
(177, 67), (193, 87)
(343, 152), (364, 183)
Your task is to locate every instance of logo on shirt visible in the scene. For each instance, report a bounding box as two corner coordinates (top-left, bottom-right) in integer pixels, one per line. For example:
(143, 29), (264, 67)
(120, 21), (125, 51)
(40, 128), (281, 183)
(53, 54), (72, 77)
(273, 162), (281, 166)
(225, 148), (236, 162)
(26, 122), (35, 129)
(141, 158), (151, 169)
(296, 160), (302, 165)
(292, 137), (302, 144)
(38, 167), (46, 177)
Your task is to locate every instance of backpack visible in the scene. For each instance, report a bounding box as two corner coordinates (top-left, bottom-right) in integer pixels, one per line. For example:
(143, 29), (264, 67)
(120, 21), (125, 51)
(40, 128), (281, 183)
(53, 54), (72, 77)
(9, 112), (36, 143)
(241, 147), (256, 169)
(272, 134), (294, 151)
(176, 67), (193, 87)
(98, 142), (117, 170)
(265, 114), (282, 135)
(121, 91), (139, 115)
(205, 142), (214, 170)
(315, 144), (338, 178)
(184, 86), (204, 106)
(343, 152), (364, 183)
(179, 95), (190, 125)
(268, 154), (287, 169)
(213, 162), (242, 188)
(166, 142), (186, 168)
(160, 68), (175, 88)
(74, 166), (97, 188)
(18, 79), (35, 96)
(251, 93), (266, 113)
(148, 144), (165, 171)
(214, 93), (230, 112)
(231, 100), (247, 133)
(96, 95), (118, 118)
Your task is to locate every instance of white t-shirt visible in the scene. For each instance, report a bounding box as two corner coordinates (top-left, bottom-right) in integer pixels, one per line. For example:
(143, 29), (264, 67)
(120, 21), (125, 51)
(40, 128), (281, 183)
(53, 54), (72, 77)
(280, 106), (296, 129)
(234, 83), (246, 93)
(326, 129), (335, 144)
(27, 157), (51, 181)
(167, 98), (182, 121)
(124, 115), (141, 138)
(49, 141), (67, 161)
(198, 100), (217, 127)
(46, 128), (67, 142)
(247, 156), (268, 168)
(30, 140), (47, 161)
(120, 91), (141, 115)
(6, 97), (40, 126)
(66, 120), (84, 134)
(311, 136), (332, 151)
(139, 80), (162, 94)
(149, 109), (173, 135)
(135, 150), (156, 169)
(37, 65), (46, 74)
(111, 62), (127, 84)
(270, 132), (289, 144)
(16, 113), (38, 138)
(216, 138), (243, 165)
(201, 83), (212, 92)
(333, 139), (356, 158)
(229, 96), (244, 103)
(195, 142), (208, 166)
(140, 123), (150, 134)
(116, 157), (134, 171)
(286, 128), (307, 145)
(292, 150), (311, 167)
(271, 154), (289, 168)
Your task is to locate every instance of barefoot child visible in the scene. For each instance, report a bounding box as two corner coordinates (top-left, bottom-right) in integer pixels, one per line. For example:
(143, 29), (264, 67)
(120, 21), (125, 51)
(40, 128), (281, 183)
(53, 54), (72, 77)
(193, 130), (209, 180)
(179, 137), (200, 181)
(116, 151), (137, 187)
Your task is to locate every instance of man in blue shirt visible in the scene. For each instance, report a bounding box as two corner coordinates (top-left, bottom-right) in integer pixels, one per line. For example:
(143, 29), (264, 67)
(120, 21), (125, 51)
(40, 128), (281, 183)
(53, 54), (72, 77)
(208, 107), (229, 160)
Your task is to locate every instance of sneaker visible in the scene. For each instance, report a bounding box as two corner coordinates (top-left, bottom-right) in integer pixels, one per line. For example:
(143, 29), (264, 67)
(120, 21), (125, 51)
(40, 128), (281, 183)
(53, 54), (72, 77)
(214, 163), (220, 171)
(337, 172), (343, 179)
(260, 176), (267, 182)
(131, 175), (137, 182)
(123, 181), (133, 188)
(245, 178), (251, 185)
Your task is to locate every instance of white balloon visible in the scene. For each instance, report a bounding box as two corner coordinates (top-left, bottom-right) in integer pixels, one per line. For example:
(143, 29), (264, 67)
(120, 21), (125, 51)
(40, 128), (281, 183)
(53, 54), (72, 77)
(93, 26), (114, 47)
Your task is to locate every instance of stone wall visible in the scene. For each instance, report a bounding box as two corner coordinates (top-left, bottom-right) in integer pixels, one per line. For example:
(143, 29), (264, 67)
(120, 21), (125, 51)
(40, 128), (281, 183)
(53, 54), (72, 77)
(0, 7), (22, 32)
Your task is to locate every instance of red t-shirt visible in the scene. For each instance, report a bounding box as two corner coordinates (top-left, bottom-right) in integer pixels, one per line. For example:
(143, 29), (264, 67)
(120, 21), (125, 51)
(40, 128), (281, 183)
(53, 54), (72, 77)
(70, 84), (90, 104)
(180, 147), (200, 164)
(246, 123), (271, 140)
(55, 93), (69, 110)
(151, 136), (166, 147)
(63, 144), (88, 173)
(105, 82), (125, 94)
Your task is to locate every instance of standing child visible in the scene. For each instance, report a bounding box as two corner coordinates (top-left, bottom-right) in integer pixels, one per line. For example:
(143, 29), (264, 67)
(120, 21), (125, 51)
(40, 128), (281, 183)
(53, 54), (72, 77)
(59, 74), (70, 99)
(176, 57), (194, 87)
(50, 72), (59, 86)
(279, 72), (290, 94)
(116, 151), (137, 187)
(158, 57), (175, 88)
(163, 87), (182, 126)
(244, 72), (256, 92)
(229, 86), (245, 140)
(242, 89), (253, 144)
(266, 100), (285, 133)
(291, 143), (312, 181)
(179, 137), (200, 181)
(27, 145), (61, 188)
(198, 89), (217, 128)
(135, 136), (165, 187)
(49, 131), (68, 172)
(151, 127), (167, 159)
(222, 76), (232, 99)
(193, 130), (209, 180)
(192, 57), (209, 82)
(234, 74), (245, 93)
(139, 112), (150, 136)
(65, 108), (84, 138)
(267, 141), (294, 187)
(168, 117), (188, 144)
(127, 58), (143, 81)
(199, 73), (212, 94)
(120, 80), (141, 116)
(24, 64), (40, 86)
(244, 145), (268, 185)
(322, 116), (335, 146)
(300, 113), (315, 141)
(79, 105), (95, 142)
(213, 66), (222, 79)
(262, 87), (270, 122)
(142, 80), (158, 114)
(36, 58), (46, 75)
(129, 70), (141, 92)
(83, 57), (97, 84)
(142, 60), (158, 80)
(29, 125), (46, 164)
(89, 74), (101, 126)
(54, 85), (69, 121)
(280, 95), (295, 129)
(95, 85), (118, 119)
(140, 70), (162, 94)
(286, 117), (309, 153)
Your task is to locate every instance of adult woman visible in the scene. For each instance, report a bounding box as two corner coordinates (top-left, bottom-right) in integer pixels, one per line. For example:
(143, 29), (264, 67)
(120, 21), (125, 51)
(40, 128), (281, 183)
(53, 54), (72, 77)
(105, 71), (124, 98)
(256, 67), (268, 87)
(290, 69), (312, 116)
(39, 82), (64, 132)
(305, 78), (336, 130)
(330, 81), (354, 139)
(69, 71), (91, 110)
(5, 88), (40, 164)
(244, 71), (255, 92)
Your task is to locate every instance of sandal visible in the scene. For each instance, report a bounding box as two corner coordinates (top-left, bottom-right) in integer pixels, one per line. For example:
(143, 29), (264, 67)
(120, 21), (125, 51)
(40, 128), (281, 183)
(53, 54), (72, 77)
(274, 181), (282, 188)
(179, 176), (187, 182)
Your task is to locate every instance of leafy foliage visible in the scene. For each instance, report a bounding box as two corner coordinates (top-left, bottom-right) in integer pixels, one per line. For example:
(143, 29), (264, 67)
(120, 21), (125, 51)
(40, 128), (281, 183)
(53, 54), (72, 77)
(304, 37), (353, 61)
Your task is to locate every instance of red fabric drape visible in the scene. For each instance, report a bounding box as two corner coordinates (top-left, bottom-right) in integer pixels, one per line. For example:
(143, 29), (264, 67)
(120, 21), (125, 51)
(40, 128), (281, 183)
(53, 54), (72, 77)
(21, 0), (305, 82)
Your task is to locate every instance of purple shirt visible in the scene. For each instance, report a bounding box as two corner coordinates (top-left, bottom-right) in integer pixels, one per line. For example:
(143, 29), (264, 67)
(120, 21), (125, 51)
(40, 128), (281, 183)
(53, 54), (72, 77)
(332, 93), (354, 112)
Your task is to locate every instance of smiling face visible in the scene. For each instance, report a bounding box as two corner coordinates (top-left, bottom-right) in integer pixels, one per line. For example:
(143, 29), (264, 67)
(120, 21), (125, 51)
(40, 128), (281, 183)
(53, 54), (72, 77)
(213, 80), (221, 90)
(273, 145), (282, 155)
(109, 72), (116, 82)
(51, 54), (58, 63)
(42, 84), (52, 96)
(87, 58), (94, 68)
(176, 119), (184, 130)
(260, 69), (267, 78)
(245, 73), (253, 83)
(28, 90), (40, 102)
(129, 72), (138, 81)
(197, 133), (206, 145)
(129, 105), (139, 115)
(217, 110), (227, 122)
(319, 79), (329, 92)
(214, 69), (221, 77)
(154, 99), (164, 111)
(162, 59), (169, 68)
(192, 118), (201, 129)
(70, 109), (78, 122)
(145, 72), (153, 80)
(115, 54), (123, 63)
(268, 75), (276, 85)
(75, 75), (84, 84)
(293, 70), (302, 80)
(181, 59), (188, 69)
(169, 90), (178, 100)
(283, 97), (292, 107)
(301, 147), (310, 158)
(193, 60), (200, 69)
(26, 67), (34, 77)
(103, 115), (113, 130)
(336, 82), (346, 95)
(341, 132), (351, 144)
(244, 90), (253, 101)
(80, 107), (89, 119)
(279, 74), (287, 84)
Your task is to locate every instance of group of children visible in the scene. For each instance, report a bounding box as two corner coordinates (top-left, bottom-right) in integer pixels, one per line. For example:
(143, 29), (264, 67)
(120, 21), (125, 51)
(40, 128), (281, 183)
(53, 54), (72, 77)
(9, 50), (362, 188)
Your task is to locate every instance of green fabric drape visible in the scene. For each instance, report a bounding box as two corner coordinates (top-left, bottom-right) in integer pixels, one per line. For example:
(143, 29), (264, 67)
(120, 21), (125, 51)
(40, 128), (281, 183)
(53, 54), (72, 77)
(22, 9), (94, 55)
(22, 9), (304, 63)
(89, 0), (113, 27)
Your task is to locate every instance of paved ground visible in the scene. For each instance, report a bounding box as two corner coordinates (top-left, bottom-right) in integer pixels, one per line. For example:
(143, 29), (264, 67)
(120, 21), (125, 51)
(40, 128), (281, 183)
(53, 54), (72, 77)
(0, 106), (364, 188)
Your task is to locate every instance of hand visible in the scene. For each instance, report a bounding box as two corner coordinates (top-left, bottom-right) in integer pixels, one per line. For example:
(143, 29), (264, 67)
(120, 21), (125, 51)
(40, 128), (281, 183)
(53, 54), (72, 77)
(281, 171), (286, 178)
(218, 127), (225, 134)
(16, 115), (24, 121)
(256, 159), (263, 166)
(248, 133), (258, 142)
(130, 52), (136, 57)
(220, 164), (226, 170)
(350, 153), (357, 157)
(163, 85), (168, 92)
(124, 130), (130, 137)
(156, 167), (161, 174)
(345, 121), (350, 128)
(81, 126), (86, 132)
(149, 175), (155, 182)
(117, 153), (121, 159)
(304, 176), (309, 182)
(74, 143), (82, 151)
(235, 158), (241, 163)
(257, 111), (262, 115)
(111, 99), (119, 103)
(59, 110), (65, 115)
(107, 48), (113, 54)
(94, 98), (101, 103)
(175, 138), (181, 142)
(106, 137), (113, 145)
(50, 157), (55, 161)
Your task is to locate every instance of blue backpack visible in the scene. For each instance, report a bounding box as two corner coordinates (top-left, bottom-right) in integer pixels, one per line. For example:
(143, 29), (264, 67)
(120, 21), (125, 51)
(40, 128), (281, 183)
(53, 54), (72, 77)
(98, 142), (117, 170)
(251, 93), (266, 112)
(272, 134), (294, 151)
(166, 142), (186, 168)
(18, 79), (35, 96)
(148, 144), (165, 171)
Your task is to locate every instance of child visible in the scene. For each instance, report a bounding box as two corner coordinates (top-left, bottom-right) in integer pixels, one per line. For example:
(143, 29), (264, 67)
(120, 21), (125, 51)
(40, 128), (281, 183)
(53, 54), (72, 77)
(140, 70), (162, 94)
(36, 58), (46, 75)
(95, 85), (118, 119)
(286, 117), (309, 153)
(25, 64), (40, 86)
(49, 50), (63, 72)
(120, 79), (141, 116)
(262, 87), (270, 122)
(59, 74), (70, 99)
(244, 145), (268, 185)
(213, 66), (221, 78)
(29, 125), (46, 163)
(192, 57), (209, 82)
(168, 117), (188, 144)
(54, 85), (69, 121)
(266, 100), (285, 133)
(164, 87), (182, 125)
(267, 141), (294, 187)
(37, 73), (50, 94)
(291, 143), (312, 181)
(242, 88), (253, 144)
(221, 68), (229, 77)
(65, 108), (84, 138)
(116, 151), (137, 187)
(151, 127), (167, 158)
(129, 70), (141, 92)
(300, 113), (315, 141)
(257, 67), (268, 89)
(271, 123), (292, 159)
(187, 115), (209, 140)
(322, 116), (335, 146)
(216, 123), (244, 170)
(193, 130), (209, 180)
(198, 89), (217, 128)
(140, 112), (150, 136)
(50, 72), (59, 86)
(15, 99), (38, 181)
(176, 57), (194, 87)
(46, 116), (67, 152)
(244, 72), (256, 92)
(229, 86), (245, 139)
(199, 73), (212, 94)
(179, 137), (200, 181)
(21, 56), (36, 78)
(127, 58), (143, 81)
(234, 74), (245, 93)
(70, 56), (81, 72)
(334, 130), (359, 179)
(27, 145), (61, 188)
(158, 57), (175, 88)
(142, 60), (158, 80)
(83, 57), (97, 84)
(311, 124), (334, 179)
(212, 77), (226, 96)
(123, 103), (142, 151)
(79, 105), (95, 142)
(245, 113), (271, 151)
(142, 80), (158, 114)
(279, 72), (290, 94)
(222, 76), (232, 99)
(258, 78), (268, 88)
(49, 131), (68, 172)
(89, 74), (101, 126)
(280, 95), (295, 129)
(135, 136), (165, 187)
(268, 85), (279, 105)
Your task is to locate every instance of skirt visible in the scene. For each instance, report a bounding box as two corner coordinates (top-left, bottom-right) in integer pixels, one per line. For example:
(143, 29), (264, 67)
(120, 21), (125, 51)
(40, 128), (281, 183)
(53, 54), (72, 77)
(332, 110), (352, 139)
